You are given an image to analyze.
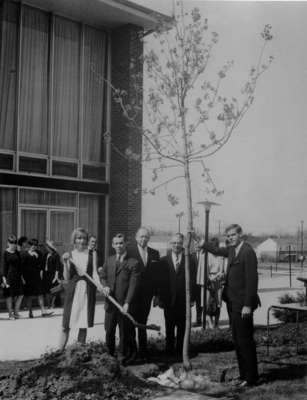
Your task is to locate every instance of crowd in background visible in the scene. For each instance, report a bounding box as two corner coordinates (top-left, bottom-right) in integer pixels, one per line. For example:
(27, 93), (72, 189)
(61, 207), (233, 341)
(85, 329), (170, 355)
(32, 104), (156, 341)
(1, 235), (63, 319)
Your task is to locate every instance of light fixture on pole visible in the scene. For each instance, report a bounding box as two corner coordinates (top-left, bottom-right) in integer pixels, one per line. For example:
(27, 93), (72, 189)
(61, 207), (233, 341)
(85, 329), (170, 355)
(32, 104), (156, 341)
(176, 211), (184, 233)
(197, 199), (220, 330)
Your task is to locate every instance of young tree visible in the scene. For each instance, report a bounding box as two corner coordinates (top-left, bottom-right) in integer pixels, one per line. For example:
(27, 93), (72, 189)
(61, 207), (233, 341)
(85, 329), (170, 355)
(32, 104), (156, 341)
(93, 1), (273, 370)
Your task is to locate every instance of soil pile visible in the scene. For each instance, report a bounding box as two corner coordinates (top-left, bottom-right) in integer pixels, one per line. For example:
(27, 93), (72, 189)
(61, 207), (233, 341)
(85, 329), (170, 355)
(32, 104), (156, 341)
(0, 342), (155, 400)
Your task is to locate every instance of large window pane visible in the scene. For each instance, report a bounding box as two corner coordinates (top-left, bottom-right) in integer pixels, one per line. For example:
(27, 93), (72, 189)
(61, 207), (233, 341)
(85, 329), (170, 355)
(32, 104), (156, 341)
(50, 210), (75, 254)
(0, 188), (17, 252)
(20, 209), (46, 243)
(83, 26), (106, 163)
(19, 189), (77, 207)
(53, 16), (80, 159)
(79, 194), (99, 237)
(0, 1), (18, 150)
(19, 6), (49, 154)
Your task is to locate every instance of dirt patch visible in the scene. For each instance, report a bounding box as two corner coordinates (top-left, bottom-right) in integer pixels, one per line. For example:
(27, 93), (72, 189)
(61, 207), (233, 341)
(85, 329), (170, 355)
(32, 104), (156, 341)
(0, 342), (159, 400)
(1, 324), (307, 399)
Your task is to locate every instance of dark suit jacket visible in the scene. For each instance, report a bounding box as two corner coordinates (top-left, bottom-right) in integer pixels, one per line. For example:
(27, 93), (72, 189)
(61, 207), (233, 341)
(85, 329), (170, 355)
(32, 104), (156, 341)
(202, 241), (259, 312)
(159, 252), (197, 311)
(100, 254), (140, 310)
(128, 245), (160, 300)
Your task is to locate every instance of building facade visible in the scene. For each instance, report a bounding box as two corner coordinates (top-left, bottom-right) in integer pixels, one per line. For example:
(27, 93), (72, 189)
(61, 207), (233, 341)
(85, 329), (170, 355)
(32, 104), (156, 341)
(0, 0), (172, 256)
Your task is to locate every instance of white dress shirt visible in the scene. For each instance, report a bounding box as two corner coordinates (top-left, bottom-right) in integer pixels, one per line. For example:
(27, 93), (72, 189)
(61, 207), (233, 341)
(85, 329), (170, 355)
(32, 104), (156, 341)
(171, 251), (182, 272)
(137, 244), (148, 266)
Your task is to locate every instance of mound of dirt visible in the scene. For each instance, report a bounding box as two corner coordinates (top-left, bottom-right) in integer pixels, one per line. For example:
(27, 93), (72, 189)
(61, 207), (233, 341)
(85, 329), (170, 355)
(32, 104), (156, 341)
(0, 342), (156, 400)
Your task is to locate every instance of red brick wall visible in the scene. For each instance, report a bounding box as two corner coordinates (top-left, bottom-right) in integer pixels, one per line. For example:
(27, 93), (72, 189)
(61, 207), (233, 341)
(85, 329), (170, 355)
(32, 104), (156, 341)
(109, 24), (143, 246)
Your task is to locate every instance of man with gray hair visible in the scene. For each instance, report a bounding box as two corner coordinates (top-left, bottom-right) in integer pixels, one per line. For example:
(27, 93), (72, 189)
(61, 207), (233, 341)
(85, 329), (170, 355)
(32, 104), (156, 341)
(158, 233), (197, 356)
(201, 224), (259, 387)
(129, 227), (160, 360)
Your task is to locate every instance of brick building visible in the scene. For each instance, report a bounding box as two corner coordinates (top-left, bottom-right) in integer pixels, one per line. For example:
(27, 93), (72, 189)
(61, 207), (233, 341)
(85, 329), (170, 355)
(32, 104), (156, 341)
(0, 0), (172, 256)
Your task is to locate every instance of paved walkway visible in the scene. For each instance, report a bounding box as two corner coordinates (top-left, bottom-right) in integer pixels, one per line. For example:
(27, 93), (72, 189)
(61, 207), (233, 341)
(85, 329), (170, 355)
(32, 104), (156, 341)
(0, 271), (305, 361)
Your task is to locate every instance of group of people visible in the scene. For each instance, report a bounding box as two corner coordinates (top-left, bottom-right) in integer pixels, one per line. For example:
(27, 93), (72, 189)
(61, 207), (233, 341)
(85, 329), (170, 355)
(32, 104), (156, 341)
(99, 224), (259, 387)
(1, 235), (63, 319)
(1, 223), (260, 387)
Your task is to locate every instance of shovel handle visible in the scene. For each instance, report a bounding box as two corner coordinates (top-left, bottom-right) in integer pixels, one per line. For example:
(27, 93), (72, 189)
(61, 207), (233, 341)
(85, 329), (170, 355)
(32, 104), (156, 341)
(83, 271), (160, 331)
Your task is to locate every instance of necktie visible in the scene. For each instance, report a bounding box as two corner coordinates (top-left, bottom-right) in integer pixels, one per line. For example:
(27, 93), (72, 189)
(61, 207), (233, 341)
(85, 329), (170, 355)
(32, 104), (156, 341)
(141, 249), (147, 266)
(116, 255), (121, 271)
(175, 255), (180, 272)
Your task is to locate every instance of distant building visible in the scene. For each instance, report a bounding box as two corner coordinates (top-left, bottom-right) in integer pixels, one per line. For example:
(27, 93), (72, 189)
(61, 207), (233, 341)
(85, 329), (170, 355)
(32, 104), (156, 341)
(0, 0), (172, 254)
(256, 238), (278, 261)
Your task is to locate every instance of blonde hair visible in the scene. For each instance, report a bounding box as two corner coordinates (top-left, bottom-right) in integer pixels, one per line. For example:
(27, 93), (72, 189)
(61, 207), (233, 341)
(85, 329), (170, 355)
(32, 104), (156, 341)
(71, 227), (89, 245)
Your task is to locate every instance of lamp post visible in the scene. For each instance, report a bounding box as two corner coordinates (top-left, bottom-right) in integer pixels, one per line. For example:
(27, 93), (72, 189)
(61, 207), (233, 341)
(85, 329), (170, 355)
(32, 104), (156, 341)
(176, 212), (184, 233)
(301, 220), (304, 270)
(197, 200), (220, 329)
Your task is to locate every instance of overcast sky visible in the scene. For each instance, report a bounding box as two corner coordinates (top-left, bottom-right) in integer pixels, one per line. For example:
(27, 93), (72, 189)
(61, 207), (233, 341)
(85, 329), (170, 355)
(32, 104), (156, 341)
(141, 1), (307, 236)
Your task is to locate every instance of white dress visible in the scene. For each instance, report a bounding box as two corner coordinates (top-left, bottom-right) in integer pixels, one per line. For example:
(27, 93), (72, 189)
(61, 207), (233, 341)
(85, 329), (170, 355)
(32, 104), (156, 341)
(69, 250), (89, 329)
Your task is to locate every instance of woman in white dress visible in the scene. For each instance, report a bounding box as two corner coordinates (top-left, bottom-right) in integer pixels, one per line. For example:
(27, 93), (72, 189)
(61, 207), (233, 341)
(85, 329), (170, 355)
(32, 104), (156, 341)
(59, 227), (103, 350)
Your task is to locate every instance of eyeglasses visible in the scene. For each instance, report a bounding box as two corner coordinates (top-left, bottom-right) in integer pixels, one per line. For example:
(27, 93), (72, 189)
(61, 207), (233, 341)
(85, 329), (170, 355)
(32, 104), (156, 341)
(8, 240), (17, 244)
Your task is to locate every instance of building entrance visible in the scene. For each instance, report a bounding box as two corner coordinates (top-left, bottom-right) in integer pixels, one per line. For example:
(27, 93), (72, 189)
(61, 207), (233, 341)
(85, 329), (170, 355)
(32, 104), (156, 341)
(19, 207), (76, 254)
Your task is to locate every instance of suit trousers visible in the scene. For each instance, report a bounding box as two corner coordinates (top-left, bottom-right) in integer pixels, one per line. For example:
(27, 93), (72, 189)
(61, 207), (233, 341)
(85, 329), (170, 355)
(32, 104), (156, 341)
(132, 294), (152, 355)
(230, 309), (258, 384)
(104, 307), (135, 360)
(164, 306), (185, 354)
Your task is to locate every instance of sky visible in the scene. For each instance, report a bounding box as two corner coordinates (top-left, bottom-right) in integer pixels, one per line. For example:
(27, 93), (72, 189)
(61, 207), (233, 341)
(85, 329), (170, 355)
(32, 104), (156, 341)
(141, 1), (307, 236)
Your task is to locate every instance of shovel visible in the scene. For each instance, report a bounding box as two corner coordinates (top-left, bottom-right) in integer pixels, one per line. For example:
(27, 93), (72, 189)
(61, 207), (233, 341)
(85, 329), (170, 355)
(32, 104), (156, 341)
(83, 271), (161, 332)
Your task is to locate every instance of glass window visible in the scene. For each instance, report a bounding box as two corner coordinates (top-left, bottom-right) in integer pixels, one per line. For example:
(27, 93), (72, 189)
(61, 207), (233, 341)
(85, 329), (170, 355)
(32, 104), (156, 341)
(19, 189), (77, 207)
(20, 208), (47, 243)
(83, 26), (106, 163)
(0, 188), (17, 252)
(19, 156), (47, 174)
(52, 160), (78, 177)
(19, 6), (49, 154)
(52, 16), (80, 159)
(79, 194), (100, 237)
(0, 1), (18, 150)
(0, 2), (108, 181)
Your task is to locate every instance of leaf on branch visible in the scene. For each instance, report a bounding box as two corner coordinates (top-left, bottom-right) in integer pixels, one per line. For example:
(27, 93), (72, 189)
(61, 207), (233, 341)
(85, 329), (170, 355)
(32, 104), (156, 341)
(191, 7), (201, 23)
(167, 193), (179, 206)
(261, 24), (273, 41)
(218, 70), (226, 79)
(209, 131), (216, 141)
(152, 169), (158, 182)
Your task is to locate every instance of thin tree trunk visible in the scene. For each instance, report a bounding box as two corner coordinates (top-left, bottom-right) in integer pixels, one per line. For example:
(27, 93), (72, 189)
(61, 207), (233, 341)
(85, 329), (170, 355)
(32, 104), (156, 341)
(182, 162), (193, 370)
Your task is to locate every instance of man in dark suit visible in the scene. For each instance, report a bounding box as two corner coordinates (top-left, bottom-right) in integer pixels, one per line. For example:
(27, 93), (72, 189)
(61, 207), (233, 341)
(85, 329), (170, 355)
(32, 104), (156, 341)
(201, 224), (259, 387)
(159, 233), (197, 356)
(192, 240), (203, 327)
(100, 233), (140, 365)
(129, 227), (160, 359)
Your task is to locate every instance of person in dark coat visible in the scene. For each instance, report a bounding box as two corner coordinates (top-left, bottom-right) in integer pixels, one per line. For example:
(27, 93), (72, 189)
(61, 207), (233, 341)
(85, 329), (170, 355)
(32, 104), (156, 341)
(1, 235), (24, 319)
(191, 240), (203, 327)
(201, 224), (260, 387)
(21, 238), (52, 318)
(42, 240), (62, 309)
(128, 227), (160, 359)
(100, 233), (140, 365)
(158, 233), (197, 356)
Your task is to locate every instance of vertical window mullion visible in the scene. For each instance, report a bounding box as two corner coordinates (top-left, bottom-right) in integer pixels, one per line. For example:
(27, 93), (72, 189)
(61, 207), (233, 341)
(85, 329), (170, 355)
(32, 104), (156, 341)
(76, 192), (80, 227)
(104, 33), (112, 256)
(15, 3), (23, 172)
(79, 23), (84, 179)
(49, 13), (55, 176)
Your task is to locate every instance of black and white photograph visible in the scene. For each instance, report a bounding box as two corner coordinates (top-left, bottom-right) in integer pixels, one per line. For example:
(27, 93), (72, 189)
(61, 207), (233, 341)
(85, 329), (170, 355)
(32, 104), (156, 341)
(0, 0), (306, 398)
